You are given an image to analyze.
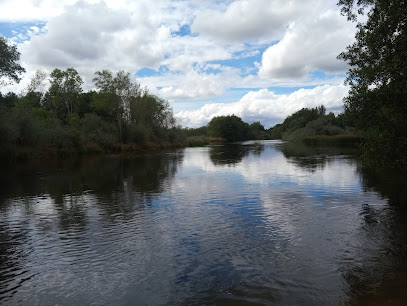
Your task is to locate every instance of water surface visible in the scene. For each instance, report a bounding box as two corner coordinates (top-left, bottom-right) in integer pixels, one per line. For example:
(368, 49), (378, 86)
(1, 141), (406, 305)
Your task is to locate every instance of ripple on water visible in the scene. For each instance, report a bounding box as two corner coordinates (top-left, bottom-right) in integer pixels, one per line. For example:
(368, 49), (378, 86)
(1, 143), (406, 305)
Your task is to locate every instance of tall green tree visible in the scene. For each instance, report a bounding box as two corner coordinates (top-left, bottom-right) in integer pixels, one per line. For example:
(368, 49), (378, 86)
(44, 68), (83, 121)
(0, 36), (25, 86)
(24, 69), (47, 109)
(27, 69), (46, 95)
(338, 0), (407, 165)
(92, 69), (142, 144)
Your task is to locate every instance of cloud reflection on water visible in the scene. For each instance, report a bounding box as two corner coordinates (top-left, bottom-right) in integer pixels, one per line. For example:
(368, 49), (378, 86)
(1, 142), (406, 304)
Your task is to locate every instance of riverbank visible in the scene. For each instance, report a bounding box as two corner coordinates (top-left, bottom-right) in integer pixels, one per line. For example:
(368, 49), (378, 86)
(1, 134), (363, 163)
(302, 134), (362, 147)
(0, 140), (187, 162)
(186, 136), (225, 147)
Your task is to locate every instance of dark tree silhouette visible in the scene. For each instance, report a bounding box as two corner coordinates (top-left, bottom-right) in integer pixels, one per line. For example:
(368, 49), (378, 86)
(0, 36), (25, 86)
(338, 0), (407, 165)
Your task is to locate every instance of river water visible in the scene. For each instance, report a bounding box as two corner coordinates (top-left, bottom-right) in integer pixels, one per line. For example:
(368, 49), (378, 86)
(1, 141), (407, 305)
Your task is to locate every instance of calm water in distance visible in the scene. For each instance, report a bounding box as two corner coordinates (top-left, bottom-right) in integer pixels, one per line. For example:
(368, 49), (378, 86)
(1, 140), (407, 305)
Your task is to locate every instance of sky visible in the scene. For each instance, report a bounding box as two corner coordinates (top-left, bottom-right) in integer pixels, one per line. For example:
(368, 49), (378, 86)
(0, 0), (357, 128)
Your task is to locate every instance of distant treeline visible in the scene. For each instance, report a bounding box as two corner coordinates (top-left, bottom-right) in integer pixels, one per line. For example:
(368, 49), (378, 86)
(184, 115), (272, 144)
(184, 106), (359, 146)
(0, 68), (185, 159)
(270, 105), (359, 143)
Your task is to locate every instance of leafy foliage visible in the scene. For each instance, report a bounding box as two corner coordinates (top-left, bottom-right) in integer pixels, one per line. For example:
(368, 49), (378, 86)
(269, 106), (357, 141)
(338, 0), (407, 165)
(43, 68), (84, 121)
(185, 117), (272, 143)
(27, 69), (46, 95)
(208, 115), (252, 142)
(93, 69), (142, 144)
(0, 68), (185, 158)
(184, 126), (209, 137)
(0, 36), (25, 86)
(250, 121), (270, 140)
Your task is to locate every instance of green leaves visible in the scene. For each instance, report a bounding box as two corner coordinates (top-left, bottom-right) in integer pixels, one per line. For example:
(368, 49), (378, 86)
(44, 68), (83, 121)
(0, 36), (25, 86)
(1, 67), (184, 154)
(338, 0), (407, 165)
(208, 115), (252, 142)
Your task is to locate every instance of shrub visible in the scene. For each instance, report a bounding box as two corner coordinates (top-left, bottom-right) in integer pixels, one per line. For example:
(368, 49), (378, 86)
(126, 123), (149, 144)
(80, 113), (118, 147)
(0, 104), (19, 147)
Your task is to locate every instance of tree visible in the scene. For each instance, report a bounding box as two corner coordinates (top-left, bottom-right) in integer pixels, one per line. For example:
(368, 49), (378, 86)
(25, 69), (47, 108)
(113, 70), (142, 122)
(44, 68), (83, 121)
(27, 69), (47, 95)
(250, 121), (268, 140)
(0, 36), (25, 86)
(92, 69), (142, 144)
(93, 69), (142, 110)
(338, 0), (407, 165)
(0, 91), (19, 108)
(317, 105), (326, 115)
(208, 115), (251, 142)
(130, 95), (168, 128)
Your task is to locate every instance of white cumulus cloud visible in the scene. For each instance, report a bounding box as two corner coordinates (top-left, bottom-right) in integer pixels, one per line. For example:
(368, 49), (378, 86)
(191, 0), (303, 43)
(259, 9), (356, 81)
(175, 84), (349, 128)
(1, 0), (357, 128)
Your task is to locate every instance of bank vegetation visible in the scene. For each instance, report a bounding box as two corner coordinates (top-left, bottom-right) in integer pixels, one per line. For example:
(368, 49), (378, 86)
(0, 67), (185, 160)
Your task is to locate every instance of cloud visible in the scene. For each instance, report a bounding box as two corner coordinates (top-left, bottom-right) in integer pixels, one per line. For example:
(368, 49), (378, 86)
(175, 84), (349, 128)
(160, 35), (233, 72)
(156, 66), (243, 100)
(191, 0), (302, 43)
(1, 0), (357, 129)
(15, 1), (174, 89)
(3, 0), (241, 92)
(0, 0), (65, 22)
(259, 9), (356, 81)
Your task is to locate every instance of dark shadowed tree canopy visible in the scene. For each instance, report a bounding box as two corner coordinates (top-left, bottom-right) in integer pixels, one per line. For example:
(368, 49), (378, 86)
(0, 36), (25, 86)
(269, 106), (354, 141)
(338, 0), (407, 165)
(208, 115), (252, 142)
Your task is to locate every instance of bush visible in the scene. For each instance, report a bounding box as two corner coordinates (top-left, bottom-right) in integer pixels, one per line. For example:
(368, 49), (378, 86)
(184, 126), (208, 137)
(81, 113), (118, 147)
(15, 109), (41, 146)
(46, 125), (74, 148)
(305, 117), (344, 136)
(125, 123), (149, 144)
(0, 108), (19, 150)
(208, 115), (251, 142)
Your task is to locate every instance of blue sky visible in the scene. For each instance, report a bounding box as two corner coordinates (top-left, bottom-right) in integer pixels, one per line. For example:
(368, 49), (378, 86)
(0, 0), (356, 127)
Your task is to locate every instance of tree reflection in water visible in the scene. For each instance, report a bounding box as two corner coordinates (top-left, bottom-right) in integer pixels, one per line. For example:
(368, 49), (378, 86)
(276, 141), (358, 173)
(209, 142), (264, 166)
(1, 143), (407, 304)
(276, 142), (407, 304)
(341, 166), (407, 305)
(0, 151), (184, 303)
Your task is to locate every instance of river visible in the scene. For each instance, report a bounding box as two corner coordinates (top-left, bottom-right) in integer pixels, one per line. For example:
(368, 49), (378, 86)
(1, 140), (406, 305)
